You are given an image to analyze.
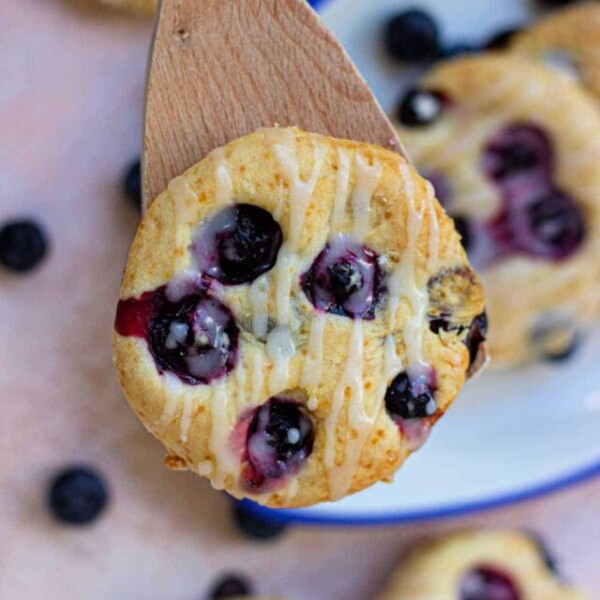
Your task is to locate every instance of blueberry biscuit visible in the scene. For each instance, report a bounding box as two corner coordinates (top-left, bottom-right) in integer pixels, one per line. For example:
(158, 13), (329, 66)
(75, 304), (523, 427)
(113, 128), (485, 508)
(511, 3), (600, 104)
(378, 530), (587, 600)
(396, 55), (600, 367)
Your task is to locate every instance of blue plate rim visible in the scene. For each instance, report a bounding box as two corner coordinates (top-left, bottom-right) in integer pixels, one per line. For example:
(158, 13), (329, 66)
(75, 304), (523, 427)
(238, 0), (600, 526)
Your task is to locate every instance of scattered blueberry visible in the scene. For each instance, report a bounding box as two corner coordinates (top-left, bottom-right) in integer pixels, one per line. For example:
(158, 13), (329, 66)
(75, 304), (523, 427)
(465, 313), (488, 368)
(526, 532), (559, 575)
(0, 219), (48, 273)
(442, 42), (478, 59)
(385, 372), (437, 421)
(301, 235), (385, 320)
(485, 27), (521, 50)
(123, 159), (142, 210)
(384, 9), (441, 63)
(233, 502), (288, 541)
(193, 204), (283, 285)
(243, 398), (314, 490)
(48, 467), (108, 526)
(208, 574), (253, 599)
(460, 566), (521, 600)
(396, 88), (445, 127)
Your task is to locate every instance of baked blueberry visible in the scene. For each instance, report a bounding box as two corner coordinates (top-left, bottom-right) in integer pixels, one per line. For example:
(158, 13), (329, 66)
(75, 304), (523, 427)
(193, 204), (283, 285)
(522, 190), (585, 260)
(384, 10), (441, 62)
(115, 285), (239, 385)
(232, 502), (288, 541)
(385, 372), (437, 421)
(460, 566), (521, 600)
(123, 159), (142, 210)
(0, 219), (48, 273)
(243, 398), (314, 490)
(48, 467), (108, 526)
(208, 573), (253, 598)
(301, 235), (385, 319)
(465, 312), (488, 368)
(485, 27), (521, 50)
(397, 88), (445, 127)
(482, 124), (553, 183)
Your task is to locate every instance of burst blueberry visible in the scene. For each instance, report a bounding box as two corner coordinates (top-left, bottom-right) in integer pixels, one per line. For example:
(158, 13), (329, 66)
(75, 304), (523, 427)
(0, 219), (48, 273)
(385, 372), (437, 421)
(460, 566), (521, 600)
(465, 313), (488, 368)
(384, 10), (441, 62)
(48, 467), (108, 526)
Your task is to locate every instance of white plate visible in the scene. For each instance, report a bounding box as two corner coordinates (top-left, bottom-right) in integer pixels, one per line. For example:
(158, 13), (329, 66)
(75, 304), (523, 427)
(246, 0), (600, 525)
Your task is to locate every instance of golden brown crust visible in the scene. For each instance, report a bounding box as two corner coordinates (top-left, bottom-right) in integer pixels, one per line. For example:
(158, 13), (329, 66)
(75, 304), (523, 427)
(397, 54), (600, 368)
(113, 127), (484, 507)
(378, 530), (588, 600)
(97, 0), (156, 15)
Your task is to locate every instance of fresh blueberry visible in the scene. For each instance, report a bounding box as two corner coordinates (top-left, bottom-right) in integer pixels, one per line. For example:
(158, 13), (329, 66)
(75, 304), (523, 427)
(465, 312), (488, 368)
(460, 566), (521, 600)
(301, 235), (385, 320)
(482, 125), (553, 183)
(397, 88), (445, 127)
(48, 467), (108, 526)
(233, 502), (288, 541)
(385, 372), (437, 421)
(384, 9), (441, 62)
(193, 204), (283, 285)
(123, 159), (142, 210)
(0, 219), (48, 273)
(485, 27), (521, 50)
(523, 190), (585, 260)
(243, 398), (314, 490)
(148, 289), (239, 385)
(442, 42), (478, 59)
(453, 216), (472, 253)
(208, 574), (253, 599)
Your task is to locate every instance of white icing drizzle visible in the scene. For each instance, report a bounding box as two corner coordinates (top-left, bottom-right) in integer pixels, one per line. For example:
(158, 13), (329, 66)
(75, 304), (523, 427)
(324, 319), (369, 500)
(389, 163), (430, 375)
(425, 181), (440, 272)
(301, 312), (326, 389)
(209, 382), (237, 490)
(167, 175), (197, 274)
(159, 372), (184, 428)
(351, 154), (382, 240)
(266, 325), (296, 393)
(249, 274), (270, 339)
(251, 353), (264, 406)
(235, 359), (247, 410)
(307, 395), (319, 411)
(179, 395), (193, 443)
(210, 148), (233, 205)
(197, 460), (213, 476)
(331, 148), (351, 231)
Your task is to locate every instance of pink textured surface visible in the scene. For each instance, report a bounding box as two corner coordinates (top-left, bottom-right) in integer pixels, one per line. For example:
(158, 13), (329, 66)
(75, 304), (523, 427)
(0, 1), (598, 599)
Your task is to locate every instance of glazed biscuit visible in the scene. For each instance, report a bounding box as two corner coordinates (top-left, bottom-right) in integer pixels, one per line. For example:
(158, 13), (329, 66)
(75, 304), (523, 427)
(396, 55), (600, 368)
(113, 127), (485, 507)
(378, 530), (588, 600)
(511, 3), (600, 103)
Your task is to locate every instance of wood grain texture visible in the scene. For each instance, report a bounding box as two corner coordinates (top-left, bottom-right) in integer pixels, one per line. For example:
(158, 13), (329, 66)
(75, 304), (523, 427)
(143, 0), (403, 207)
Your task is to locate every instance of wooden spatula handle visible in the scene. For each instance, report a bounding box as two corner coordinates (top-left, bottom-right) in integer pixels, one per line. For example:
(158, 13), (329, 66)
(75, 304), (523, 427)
(144, 0), (402, 206)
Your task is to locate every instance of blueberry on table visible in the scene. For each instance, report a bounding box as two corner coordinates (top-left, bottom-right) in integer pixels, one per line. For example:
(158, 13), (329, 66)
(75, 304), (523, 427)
(232, 502), (288, 541)
(123, 159), (142, 210)
(396, 88), (444, 127)
(48, 467), (109, 525)
(384, 10), (440, 62)
(485, 27), (521, 50)
(208, 573), (253, 599)
(0, 219), (48, 273)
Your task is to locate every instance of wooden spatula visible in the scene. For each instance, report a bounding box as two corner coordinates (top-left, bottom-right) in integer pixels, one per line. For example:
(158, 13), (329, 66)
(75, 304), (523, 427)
(143, 0), (404, 208)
